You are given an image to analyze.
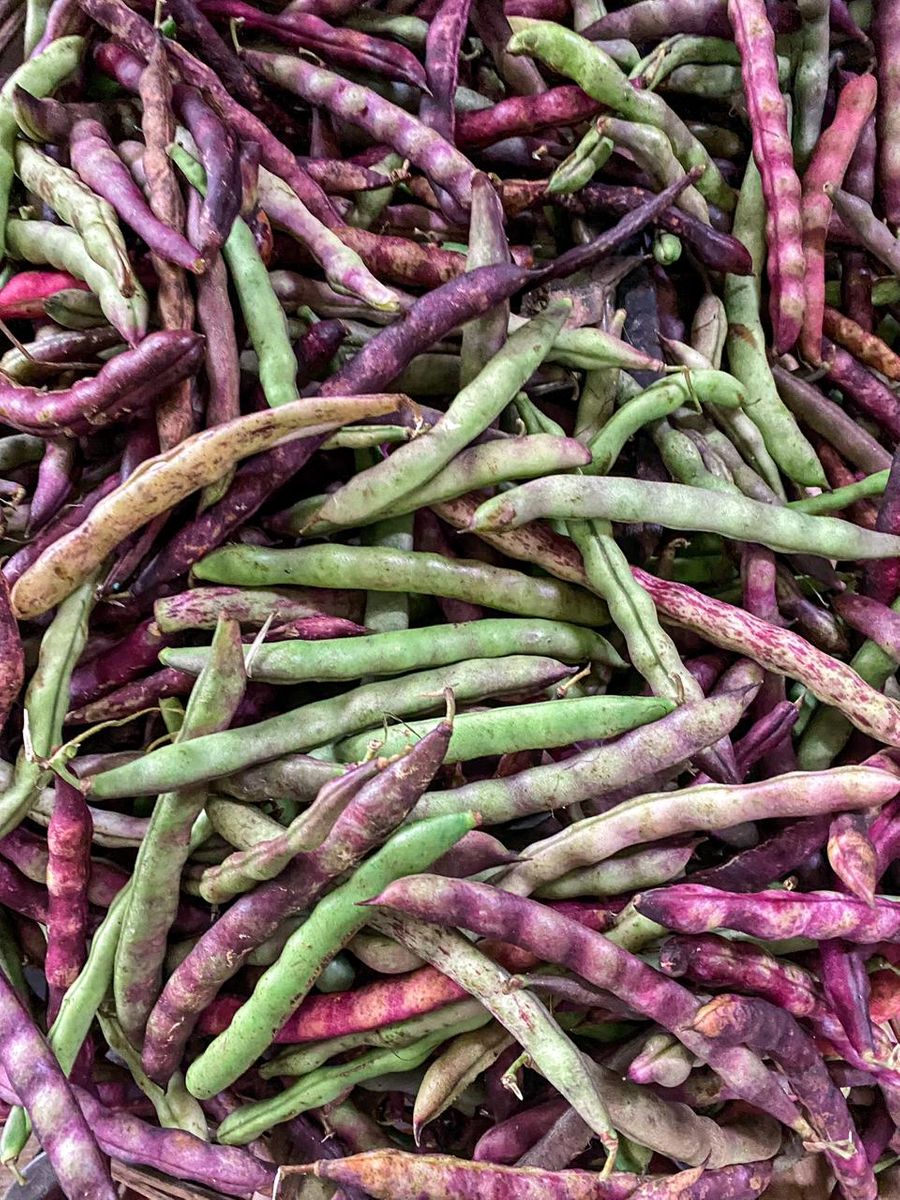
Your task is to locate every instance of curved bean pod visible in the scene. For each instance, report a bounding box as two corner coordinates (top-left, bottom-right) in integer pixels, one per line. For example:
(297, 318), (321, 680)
(472, 476), (900, 560)
(274, 434), (594, 536)
(245, 48), (477, 214)
(10, 393), (397, 620)
(370, 885), (808, 1134)
(412, 690), (750, 825)
(312, 302), (570, 530)
(69, 120), (203, 272)
(507, 22), (733, 212)
(496, 767), (900, 896)
(142, 714), (451, 1081)
(585, 371), (744, 476)
(185, 812), (476, 1098)
(0, 36), (84, 259)
(6, 218), (147, 345)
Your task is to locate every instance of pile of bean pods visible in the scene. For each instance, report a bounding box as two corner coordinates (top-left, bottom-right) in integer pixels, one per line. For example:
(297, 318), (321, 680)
(4, 0), (900, 1197)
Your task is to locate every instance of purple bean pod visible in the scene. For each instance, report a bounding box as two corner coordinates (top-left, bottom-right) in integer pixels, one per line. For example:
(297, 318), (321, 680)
(823, 339), (900, 440)
(0, 329), (202, 437)
(186, 190), (239, 429)
(563, 184), (753, 276)
(72, 1086), (274, 1197)
(69, 120), (204, 272)
(0, 975), (116, 1198)
(69, 618), (170, 708)
(370, 877), (810, 1134)
(865, 448), (900, 605)
(473, 1098), (567, 1165)
(637, 883), (900, 942)
(628, 1163), (773, 1200)
(827, 811), (878, 904)
(691, 994), (874, 1200)
(178, 86), (242, 257)
(421, 0), (473, 143)
(28, 439), (75, 535)
(203, 0), (428, 90)
(688, 815), (830, 891)
(819, 940), (874, 1058)
(45, 780), (92, 1024)
(142, 716), (453, 1083)
(66, 667), (196, 724)
(243, 48), (477, 216)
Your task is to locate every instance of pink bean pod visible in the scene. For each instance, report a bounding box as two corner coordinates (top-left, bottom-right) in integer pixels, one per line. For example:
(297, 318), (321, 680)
(799, 72), (877, 363)
(636, 883), (900, 942)
(727, 0), (805, 351)
(0, 269), (89, 318)
(45, 780), (92, 1023)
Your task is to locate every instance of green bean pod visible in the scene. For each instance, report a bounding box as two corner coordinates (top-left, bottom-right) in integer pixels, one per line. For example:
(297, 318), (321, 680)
(170, 145), (299, 407)
(586, 370), (744, 476)
(6, 219), (148, 345)
(0, 37), (84, 259)
(595, 116), (710, 221)
(14, 142), (137, 297)
(472, 476), (900, 560)
(278, 433), (593, 536)
(548, 124), (614, 194)
(0, 572), (97, 842)
(191, 544), (609, 627)
(163, 617), (622, 681)
(725, 154), (826, 487)
(217, 1022), (485, 1145)
(508, 21), (734, 211)
(335, 694), (674, 764)
(788, 471), (890, 514)
(89, 656), (575, 799)
(185, 812), (477, 1098)
(310, 302), (571, 530)
(259, 999), (490, 1079)
(113, 618), (247, 1044)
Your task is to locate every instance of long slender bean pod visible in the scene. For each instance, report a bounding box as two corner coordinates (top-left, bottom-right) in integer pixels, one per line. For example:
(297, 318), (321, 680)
(0, 971), (116, 1198)
(184, 812), (476, 1098)
(472, 476), (900, 559)
(113, 618), (246, 1045)
(0, 36), (84, 259)
(506, 22), (733, 212)
(370, 886), (809, 1134)
(10, 393), (398, 620)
